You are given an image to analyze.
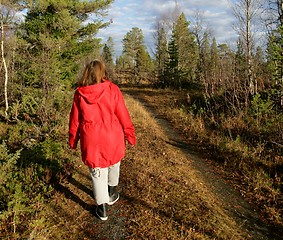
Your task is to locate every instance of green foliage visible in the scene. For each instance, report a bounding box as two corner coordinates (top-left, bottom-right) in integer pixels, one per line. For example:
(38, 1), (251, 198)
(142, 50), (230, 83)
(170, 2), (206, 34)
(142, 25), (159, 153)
(0, 141), (21, 186)
(155, 25), (168, 86)
(163, 12), (198, 89)
(248, 93), (275, 130)
(267, 25), (283, 88)
(0, 141), (25, 236)
(165, 32), (179, 87)
(119, 27), (152, 83)
(122, 27), (145, 65)
(0, 122), (76, 236)
(174, 13), (198, 83)
(136, 47), (153, 83)
(16, 0), (113, 91)
(1, 1), (114, 236)
(101, 37), (115, 79)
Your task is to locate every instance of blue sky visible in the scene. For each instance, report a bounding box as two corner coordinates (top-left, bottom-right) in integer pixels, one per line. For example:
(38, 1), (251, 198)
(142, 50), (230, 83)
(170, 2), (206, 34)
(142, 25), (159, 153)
(97, 0), (236, 57)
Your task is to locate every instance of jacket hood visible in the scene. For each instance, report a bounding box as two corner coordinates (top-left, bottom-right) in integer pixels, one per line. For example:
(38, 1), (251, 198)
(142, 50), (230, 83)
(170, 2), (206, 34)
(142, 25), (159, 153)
(77, 80), (110, 104)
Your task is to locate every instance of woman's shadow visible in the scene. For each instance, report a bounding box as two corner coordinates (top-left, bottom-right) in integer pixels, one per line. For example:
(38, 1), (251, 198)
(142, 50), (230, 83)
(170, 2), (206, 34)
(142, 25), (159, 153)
(53, 174), (94, 213)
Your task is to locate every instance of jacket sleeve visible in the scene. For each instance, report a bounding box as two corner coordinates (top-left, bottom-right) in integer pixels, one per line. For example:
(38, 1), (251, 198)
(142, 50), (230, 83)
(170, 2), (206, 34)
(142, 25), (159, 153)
(69, 91), (81, 149)
(114, 87), (136, 146)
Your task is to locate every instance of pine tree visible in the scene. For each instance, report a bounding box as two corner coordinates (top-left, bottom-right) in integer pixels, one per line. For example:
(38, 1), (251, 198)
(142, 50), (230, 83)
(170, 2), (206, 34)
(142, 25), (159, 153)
(19, 0), (113, 86)
(267, 27), (283, 88)
(164, 13), (198, 89)
(174, 13), (198, 87)
(165, 30), (179, 88)
(101, 37), (115, 79)
(209, 37), (220, 95)
(198, 33), (211, 95)
(265, 1), (283, 108)
(121, 27), (150, 84)
(155, 25), (168, 87)
(136, 47), (152, 84)
(15, 0), (113, 124)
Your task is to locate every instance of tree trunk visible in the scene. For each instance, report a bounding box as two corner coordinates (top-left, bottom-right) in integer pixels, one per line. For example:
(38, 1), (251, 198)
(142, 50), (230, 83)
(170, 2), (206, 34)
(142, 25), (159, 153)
(246, 0), (255, 95)
(1, 20), (9, 117)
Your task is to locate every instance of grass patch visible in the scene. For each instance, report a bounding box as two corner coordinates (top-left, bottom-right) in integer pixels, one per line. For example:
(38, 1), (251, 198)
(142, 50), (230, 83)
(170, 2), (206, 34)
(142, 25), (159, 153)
(121, 94), (252, 239)
(122, 87), (282, 238)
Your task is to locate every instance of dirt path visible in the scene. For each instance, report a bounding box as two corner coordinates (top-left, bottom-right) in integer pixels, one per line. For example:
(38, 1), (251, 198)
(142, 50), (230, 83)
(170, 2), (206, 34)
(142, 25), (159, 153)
(123, 88), (278, 240)
(125, 91), (272, 240)
(41, 90), (279, 239)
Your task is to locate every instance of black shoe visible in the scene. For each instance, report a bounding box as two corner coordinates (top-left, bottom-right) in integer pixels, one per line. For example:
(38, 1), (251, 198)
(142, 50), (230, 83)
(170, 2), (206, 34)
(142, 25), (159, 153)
(108, 185), (119, 205)
(96, 203), (108, 221)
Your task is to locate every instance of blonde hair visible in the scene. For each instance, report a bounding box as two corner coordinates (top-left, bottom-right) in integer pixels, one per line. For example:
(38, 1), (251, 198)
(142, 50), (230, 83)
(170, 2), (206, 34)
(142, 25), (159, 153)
(78, 60), (106, 86)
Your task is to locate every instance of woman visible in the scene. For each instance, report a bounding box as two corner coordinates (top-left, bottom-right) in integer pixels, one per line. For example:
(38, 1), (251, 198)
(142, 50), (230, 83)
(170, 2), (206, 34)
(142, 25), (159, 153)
(69, 60), (136, 220)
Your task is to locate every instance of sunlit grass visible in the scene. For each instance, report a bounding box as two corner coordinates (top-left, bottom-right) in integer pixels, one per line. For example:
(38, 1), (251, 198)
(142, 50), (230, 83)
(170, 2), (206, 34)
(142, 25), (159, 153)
(125, 87), (282, 229)
(122, 93), (250, 239)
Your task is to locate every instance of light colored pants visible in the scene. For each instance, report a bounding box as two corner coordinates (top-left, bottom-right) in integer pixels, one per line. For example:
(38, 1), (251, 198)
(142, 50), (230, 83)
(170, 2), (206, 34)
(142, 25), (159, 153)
(89, 161), (120, 205)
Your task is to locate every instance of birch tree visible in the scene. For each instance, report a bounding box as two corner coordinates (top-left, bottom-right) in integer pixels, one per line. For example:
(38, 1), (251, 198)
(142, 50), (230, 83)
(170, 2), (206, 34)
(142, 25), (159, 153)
(1, 9), (9, 117)
(0, 0), (19, 117)
(232, 0), (263, 96)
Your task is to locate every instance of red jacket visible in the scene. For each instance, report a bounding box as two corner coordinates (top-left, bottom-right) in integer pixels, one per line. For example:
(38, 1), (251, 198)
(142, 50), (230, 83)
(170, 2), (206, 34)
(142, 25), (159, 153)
(69, 80), (136, 168)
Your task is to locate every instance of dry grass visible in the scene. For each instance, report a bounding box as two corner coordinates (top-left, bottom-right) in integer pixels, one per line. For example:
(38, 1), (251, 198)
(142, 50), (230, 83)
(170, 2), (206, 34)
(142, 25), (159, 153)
(121, 94), (252, 239)
(17, 89), (278, 239)
(122, 87), (283, 230)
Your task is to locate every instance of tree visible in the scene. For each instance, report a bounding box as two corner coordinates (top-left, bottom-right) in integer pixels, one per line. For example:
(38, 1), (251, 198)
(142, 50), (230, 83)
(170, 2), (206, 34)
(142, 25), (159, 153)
(190, 10), (212, 89)
(136, 47), (152, 83)
(158, 0), (180, 34)
(0, 2), (9, 117)
(232, 0), (263, 96)
(218, 43), (234, 92)
(101, 37), (115, 80)
(190, 10), (212, 51)
(253, 46), (267, 91)
(209, 38), (221, 95)
(175, 13), (198, 85)
(121, 27), (150, 83)
(15, 0), (113, 125)
(233, 38), (249, 108)
(262, 1), (283, 108)
(154, 22), (168, 87)
(198, 32), (211, 95)
(164, 13), (198, 89)
(266, 26), (283, 109)
(264, 0), (283, 30)
(165, 30), (179, 88)
(0, 0), (21, 117)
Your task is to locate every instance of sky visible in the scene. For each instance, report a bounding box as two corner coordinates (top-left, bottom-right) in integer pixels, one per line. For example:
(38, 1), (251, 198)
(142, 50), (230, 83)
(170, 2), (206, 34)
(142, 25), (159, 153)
(96, 0), (237, 57)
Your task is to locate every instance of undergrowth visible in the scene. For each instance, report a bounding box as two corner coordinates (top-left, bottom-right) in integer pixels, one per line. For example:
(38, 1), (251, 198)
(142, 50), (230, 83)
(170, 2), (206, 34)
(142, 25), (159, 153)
(195, 94), (281, 224)
(173, 90), (283, 227)
(0, 90), (76, 239)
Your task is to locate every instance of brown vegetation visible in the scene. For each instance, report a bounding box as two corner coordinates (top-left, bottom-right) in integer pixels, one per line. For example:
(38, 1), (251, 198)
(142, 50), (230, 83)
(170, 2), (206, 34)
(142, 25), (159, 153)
(12, 91), (281, 239)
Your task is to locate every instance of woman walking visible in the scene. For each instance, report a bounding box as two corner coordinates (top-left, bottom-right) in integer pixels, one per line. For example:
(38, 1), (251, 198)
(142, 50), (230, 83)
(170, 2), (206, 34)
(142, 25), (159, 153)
(69, 60), (136, 220)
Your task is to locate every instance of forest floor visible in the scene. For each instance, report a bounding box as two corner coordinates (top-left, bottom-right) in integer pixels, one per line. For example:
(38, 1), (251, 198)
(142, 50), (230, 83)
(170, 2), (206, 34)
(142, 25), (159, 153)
(37, 87), (281, 240)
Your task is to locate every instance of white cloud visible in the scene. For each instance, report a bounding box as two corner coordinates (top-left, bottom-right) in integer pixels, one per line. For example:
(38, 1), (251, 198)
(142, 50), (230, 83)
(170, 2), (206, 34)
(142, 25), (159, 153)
(97, 0), (237, 57)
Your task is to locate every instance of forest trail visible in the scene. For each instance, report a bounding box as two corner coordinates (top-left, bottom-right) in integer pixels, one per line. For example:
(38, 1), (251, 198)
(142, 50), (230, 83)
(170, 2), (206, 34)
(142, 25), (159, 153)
(123, 88), (277, 240)
(42, 89), (279, 240)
